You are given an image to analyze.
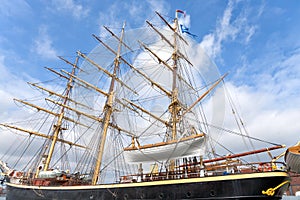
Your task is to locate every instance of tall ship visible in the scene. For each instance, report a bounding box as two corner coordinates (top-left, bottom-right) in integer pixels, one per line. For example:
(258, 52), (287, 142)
(0, 10), (291, 199)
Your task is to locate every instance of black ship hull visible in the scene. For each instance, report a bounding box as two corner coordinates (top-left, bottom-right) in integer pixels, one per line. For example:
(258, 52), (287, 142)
(6, 172), (290, 200)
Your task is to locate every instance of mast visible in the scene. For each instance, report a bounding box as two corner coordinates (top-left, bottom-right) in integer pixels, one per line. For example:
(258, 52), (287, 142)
(171, 11), (179, 140)
(168, 10), (180, 172)
(91, 23), (126, 185)
(44, 57), (79, 171)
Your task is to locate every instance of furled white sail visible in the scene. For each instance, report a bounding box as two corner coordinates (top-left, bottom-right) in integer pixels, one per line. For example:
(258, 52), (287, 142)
(124, 135), (205, 163)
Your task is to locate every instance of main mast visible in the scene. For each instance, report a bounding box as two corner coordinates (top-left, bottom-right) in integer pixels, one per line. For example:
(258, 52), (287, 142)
(169, 10), (180, 172)
(171, 11), (180, 141)
(92, 23), (126, 185)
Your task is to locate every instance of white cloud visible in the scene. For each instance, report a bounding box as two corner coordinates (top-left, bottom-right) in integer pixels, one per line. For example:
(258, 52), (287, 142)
(0, 56), (27, 98)
(238, 47), (300, 110)
(32, 26), (58, 59)
(197, 45), (300, 154)
(0, 0), (31, 17)
(147, 0), (169, 16)
(51, 0), (90, 19)
(201, 77), (300, 158)
(244, 25), (256, 44)
(97, 3), (122, 37)
(0, 56), (15, 117)
(0, 57), (45, 165)
(212, 47), (300, 150)
(225, 82), (300, 145)
(200, 0), (236, 58)
(200, 0), (258, 59)
(0, 54), (62, 164)
(96, 0), (170, 37)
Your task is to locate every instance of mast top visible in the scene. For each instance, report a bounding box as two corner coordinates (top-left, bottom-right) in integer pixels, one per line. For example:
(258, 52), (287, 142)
(175, 9), (185, 19)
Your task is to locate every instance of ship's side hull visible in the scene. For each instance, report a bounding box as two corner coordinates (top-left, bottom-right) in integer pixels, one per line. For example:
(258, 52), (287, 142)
(6, 172), (290, 200)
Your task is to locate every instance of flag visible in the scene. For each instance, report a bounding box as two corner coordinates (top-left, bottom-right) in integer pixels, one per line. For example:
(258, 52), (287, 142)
(176, 9), (186, 17)
(180, 24), (197, 38)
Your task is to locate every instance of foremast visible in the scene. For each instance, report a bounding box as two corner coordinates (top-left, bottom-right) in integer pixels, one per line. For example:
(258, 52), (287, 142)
(43, 57), (79, 171)
(0, 57), (87, 176)
(91, 23), (126, 185)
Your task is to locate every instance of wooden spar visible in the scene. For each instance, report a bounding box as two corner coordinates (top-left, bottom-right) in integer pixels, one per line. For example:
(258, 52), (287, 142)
(155, 11), (188, 46)
(155, 11), (175, 31)
(203, 145), (286, 164)
(146, 20), (173, 47)
(138, 40), (173, 71)
(46, 67), (100, 93)
(115, 98), (139, 115)
(146, 21), (193, 67)
(138, 40), (192, 101)
(92, 34), (122, 56)
(120, 54), (171, 97)
(61, 69), (109, 97)
(13, 98), (89, 128)
(76, 51), (111, 76)
(46, 67), (91, 90)
(45, 98), (102, 122)
(180, 73), (228, 118)
(28, 82), (93, 110)
(138, 47), (191, 107)
(77, 51), (137, 95)
(0, 123), (86, 149)
(177, 51), (193, 66)
(140, 22), (194, 91)
(103, 26), (133, 51)
(58, 56), (86, 73)
(44, 57), (79, 171)
(45, 67), (69, 80)
(154, 12), (192, 66)
(123, 98), (171, 127)
(45, 97), (134, 136)
(58, 55), (103, 97)
(92, 22), (126, 185)
(92, 34), (172, 98)
(139, 40), (193, 76)
(94, 30), (193, 94)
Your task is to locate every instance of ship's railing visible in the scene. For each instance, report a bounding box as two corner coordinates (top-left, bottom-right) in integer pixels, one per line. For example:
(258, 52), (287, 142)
(120, 161), (287, 183)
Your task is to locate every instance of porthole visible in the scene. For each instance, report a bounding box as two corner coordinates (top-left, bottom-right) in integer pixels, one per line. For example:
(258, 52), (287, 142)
(186, 191), (192, 197)
(210, 190), (215, 197)
(159, 193), (164, 199)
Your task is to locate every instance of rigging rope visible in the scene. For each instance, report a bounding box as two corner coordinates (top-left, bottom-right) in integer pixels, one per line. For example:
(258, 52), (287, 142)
(199, 121), (282, 146)
(223, 80), (257, 153)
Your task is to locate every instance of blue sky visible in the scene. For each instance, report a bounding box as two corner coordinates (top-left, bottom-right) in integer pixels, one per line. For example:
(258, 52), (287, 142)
(0, 0), (299, 154)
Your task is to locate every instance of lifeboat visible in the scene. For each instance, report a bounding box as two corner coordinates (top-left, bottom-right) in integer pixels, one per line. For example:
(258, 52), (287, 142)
(285, 144), (300, 173)
(124, 134), (205, 163)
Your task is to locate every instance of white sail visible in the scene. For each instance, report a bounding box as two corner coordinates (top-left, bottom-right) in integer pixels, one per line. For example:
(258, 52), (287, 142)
(124, 135), (206, 163)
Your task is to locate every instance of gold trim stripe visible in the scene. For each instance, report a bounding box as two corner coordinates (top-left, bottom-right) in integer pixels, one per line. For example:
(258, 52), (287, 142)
(7, 172), (288, 191)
